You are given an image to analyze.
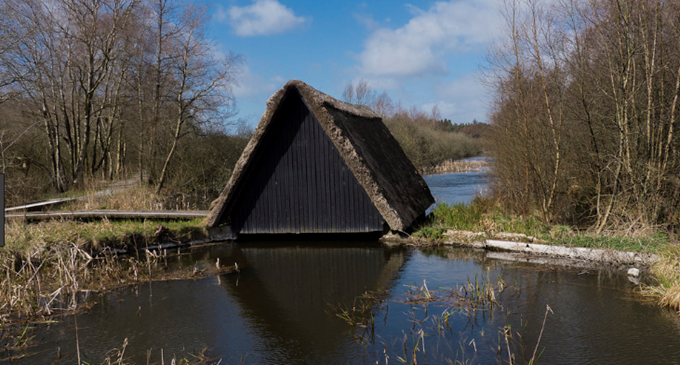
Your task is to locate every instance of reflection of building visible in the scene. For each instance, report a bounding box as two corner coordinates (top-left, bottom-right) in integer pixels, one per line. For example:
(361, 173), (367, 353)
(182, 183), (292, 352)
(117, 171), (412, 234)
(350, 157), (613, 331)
(207, 80), (433, 238)
(219, 243), (409, 364)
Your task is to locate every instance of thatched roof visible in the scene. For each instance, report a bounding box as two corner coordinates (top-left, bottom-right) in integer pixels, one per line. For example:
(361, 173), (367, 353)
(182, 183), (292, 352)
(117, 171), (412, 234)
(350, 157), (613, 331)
(207, 80), (434, 232)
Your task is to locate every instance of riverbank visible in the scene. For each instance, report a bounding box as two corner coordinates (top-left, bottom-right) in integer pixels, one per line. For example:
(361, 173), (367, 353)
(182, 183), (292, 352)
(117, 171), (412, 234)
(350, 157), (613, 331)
(0, 217), (238, 329)
(2, 191), (679, 335)
(3, 206), (678, 330)
(418, 157), (487, 175)
(2, 208), (680, 364)
(410, 198), (680, 313)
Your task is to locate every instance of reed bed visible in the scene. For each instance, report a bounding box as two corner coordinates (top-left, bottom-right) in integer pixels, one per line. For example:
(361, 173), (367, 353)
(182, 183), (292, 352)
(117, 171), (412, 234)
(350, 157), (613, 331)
(396, 275), (503, 312)
(1, 243), (239, 363)
(334, 274), (506, 342)
(419, 159), (487, 175)
(333, 274), (551, 365)
(0, 218), (213, 327)
(97, 339), (223, 365)
(643, 246), (680, 312)
(1, 178), (217, 331)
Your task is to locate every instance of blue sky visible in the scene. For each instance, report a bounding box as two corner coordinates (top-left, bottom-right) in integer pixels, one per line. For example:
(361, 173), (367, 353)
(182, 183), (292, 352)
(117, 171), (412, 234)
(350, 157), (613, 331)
(201, 0), (504, 127)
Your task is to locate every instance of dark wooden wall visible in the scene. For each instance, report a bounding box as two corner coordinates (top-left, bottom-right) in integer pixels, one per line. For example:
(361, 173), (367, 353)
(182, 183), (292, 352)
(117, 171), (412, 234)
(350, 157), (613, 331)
(230, 90), (385, 234)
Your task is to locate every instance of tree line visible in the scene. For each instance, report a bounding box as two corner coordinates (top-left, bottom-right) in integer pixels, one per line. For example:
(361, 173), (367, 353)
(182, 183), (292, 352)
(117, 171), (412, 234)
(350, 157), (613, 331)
(343, 79), (485, 170)
(488, 0), (680, 232)
(0, 0), (244, 205)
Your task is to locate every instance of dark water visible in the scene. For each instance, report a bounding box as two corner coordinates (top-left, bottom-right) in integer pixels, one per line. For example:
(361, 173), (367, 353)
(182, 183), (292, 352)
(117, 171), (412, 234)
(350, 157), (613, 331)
(7, 169), (680, 364)
(13, 244), (680, 364)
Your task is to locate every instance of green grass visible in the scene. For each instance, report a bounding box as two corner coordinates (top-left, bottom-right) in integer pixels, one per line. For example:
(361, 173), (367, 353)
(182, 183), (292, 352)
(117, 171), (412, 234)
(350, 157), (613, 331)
(551, 232), (669, 253)
(416, 196), (671, 253)
(5, 218), (207, 255)
(1, 217), (211, 329)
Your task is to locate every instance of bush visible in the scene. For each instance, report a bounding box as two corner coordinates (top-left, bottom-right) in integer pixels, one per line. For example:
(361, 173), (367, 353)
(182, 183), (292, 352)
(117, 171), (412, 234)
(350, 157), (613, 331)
(384, 112), (483, 169)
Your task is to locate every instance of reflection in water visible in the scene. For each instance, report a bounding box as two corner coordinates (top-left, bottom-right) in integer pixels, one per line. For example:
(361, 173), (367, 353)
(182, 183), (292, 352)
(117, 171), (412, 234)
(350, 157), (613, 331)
(12, 242), (409, 365)
(219, 243), (408, 364)
(394, 248), (680, 365)
(11, 244), (680, 365)
(11, 167), (680, 364)
(497, 267), (680, 364)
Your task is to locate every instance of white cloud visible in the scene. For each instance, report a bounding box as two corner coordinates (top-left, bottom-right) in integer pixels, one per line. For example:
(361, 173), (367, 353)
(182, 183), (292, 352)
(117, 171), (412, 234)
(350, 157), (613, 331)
(422, 101), (458, 118)
(232, 65), (280, 98)
(353, 13), (380, 30)
(359, 0), (500, 77)
(432, 72), (490, 122)
(226, 0), (306, 37)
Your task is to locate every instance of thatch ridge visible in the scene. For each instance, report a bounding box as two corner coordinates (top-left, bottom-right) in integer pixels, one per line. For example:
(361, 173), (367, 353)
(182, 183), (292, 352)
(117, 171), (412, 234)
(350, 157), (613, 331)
(207, 80), (434, 231)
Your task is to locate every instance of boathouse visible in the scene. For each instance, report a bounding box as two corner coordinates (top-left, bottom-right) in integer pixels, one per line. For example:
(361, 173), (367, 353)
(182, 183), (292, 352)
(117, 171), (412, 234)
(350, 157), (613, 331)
(207, 80), (434, 236)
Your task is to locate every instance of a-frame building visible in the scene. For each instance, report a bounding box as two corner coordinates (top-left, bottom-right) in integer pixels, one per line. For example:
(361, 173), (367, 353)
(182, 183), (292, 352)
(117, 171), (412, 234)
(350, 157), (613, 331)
(207, 80), (434, 237)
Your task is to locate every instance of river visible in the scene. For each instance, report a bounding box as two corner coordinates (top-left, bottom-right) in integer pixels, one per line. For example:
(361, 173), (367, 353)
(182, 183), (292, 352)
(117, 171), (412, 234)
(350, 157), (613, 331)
(6, 168), (680, 364)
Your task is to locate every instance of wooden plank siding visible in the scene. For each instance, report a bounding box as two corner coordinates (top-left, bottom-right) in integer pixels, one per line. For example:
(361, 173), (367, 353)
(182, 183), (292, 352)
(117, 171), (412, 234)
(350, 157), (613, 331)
(230, 91), (386, 234)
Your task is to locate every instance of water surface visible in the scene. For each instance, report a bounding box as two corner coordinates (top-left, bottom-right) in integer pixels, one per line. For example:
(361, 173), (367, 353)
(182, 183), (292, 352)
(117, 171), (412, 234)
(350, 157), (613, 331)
(12, 244), (680, 365)
(422, 157), (489, 211)
(7, 169), (680, 364)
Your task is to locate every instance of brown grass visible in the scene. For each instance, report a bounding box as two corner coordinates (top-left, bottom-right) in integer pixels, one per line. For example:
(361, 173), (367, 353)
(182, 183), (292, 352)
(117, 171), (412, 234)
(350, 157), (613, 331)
(644, 245), (680, 312)
(1, 217), (212, 327)
(419, 159), (487, 175)
(58, 181), (164, 211)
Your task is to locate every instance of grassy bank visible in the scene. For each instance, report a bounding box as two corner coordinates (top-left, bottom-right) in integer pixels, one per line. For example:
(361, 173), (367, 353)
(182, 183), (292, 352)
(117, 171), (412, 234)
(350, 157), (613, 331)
(415, 197), (670, 252)
(643, 246), (680, 313)
(1, 218), (211, 326)
(0, 178), (224, 328)
(414, 197), (680, 312)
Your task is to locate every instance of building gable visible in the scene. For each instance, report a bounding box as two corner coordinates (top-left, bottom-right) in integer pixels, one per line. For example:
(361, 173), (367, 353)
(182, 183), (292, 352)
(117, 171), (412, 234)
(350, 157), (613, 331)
(226, 89), (385, 234)
(207, 80), (434, 234)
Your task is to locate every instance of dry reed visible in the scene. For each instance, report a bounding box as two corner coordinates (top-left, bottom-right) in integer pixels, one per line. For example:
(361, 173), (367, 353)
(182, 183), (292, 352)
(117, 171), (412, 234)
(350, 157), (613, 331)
(0, 217), (213, 327)
(419, 159), (487, 175)
(643, 245), (680, 312)
(59, 180), (164, 211)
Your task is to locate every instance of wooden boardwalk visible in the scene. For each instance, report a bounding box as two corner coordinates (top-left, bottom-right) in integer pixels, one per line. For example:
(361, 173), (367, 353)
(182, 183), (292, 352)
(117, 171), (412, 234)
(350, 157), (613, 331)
(5, 197), (78, 212)
(5, 175), (142, 213)
(6, 210), (209, 221)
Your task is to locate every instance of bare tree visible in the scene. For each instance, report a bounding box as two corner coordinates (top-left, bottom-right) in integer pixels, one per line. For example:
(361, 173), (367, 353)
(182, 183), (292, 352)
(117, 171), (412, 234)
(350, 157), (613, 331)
(154, 4), (240, 194)
(0, 0), (241, 200)
(372, 91), (394, 118)
(342, 80), (355, 104)
(488, 0), (680, 229)
(354, 79), (376, 106)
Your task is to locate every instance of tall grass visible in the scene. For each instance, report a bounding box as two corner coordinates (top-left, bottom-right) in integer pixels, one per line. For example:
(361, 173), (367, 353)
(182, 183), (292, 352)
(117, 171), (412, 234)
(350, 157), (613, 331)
(420, 159), (487, 175)
(644, 246), (680, 312)
(416, 196), (670, 253)
(57, 181), (164, 211)
(6, 218), (207, 253)
(0, 218), (209, 326)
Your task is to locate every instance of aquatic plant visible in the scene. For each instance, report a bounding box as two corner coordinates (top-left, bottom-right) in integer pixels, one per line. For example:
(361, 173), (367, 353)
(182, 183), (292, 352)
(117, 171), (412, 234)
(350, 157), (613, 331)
(335, 274), (512, 363)
(0, 228), (239, 329)
(89, 337), (223, 365)
(332, 289), (390, 346)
